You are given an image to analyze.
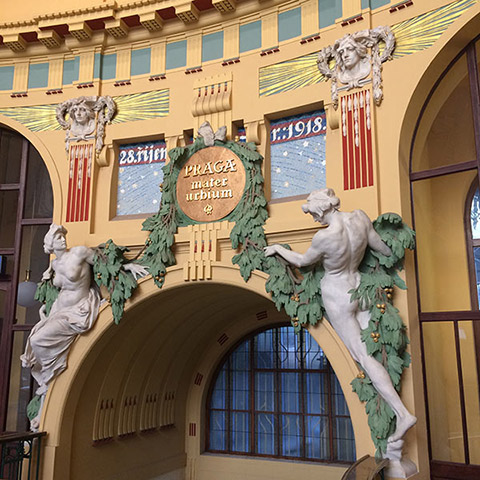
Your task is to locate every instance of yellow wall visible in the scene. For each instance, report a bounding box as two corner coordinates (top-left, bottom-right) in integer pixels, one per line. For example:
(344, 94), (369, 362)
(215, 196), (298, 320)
(2, 0), (480, 479)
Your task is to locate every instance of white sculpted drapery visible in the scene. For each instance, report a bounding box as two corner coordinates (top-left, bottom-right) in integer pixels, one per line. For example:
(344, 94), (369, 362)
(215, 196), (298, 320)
(21, 224), (147, 430)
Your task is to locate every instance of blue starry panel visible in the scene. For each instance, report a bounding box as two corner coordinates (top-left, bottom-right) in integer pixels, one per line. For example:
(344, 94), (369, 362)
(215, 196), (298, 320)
(270, 110), (326, 200)
(116, 140), (166, 216)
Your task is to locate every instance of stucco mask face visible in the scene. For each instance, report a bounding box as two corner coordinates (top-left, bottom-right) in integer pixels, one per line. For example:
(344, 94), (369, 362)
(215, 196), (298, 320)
(338, 40), (361, 69)
(72, 105), (89, 125)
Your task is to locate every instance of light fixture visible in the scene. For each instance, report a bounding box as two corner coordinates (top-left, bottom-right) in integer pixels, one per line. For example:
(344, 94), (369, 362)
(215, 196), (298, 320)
(17, 270), (39, 308)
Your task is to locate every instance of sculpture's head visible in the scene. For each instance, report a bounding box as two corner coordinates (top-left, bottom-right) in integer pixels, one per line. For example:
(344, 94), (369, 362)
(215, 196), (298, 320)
(302, 188), (340, 225)
(44, 224), (68, 254)
(68, 98), (95, 126)
(335, 35), (368, 70)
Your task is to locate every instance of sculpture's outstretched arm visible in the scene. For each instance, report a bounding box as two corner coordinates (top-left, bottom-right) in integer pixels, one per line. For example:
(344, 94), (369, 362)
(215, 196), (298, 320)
(264, 242), (322, 268)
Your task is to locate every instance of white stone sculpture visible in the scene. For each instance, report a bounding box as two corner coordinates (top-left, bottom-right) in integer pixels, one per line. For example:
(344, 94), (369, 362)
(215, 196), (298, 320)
(197, 121), (227, 146)
(264, 189), (416, 476)
(317, 27), (395, 109)
(56, 96), (116, 154)
(21, 224), (147, 430)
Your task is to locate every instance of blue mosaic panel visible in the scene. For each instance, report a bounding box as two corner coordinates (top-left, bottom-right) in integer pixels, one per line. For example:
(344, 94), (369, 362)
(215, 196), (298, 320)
(116, 140), (166, 216)
(270, 110), (326, 200)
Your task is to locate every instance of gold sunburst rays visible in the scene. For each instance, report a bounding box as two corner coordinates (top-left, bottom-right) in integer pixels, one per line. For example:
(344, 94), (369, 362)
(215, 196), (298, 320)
(259, 0), (476, 98)
(0, 89), (170, 132)
(259, 52), (325, 97)
(112, 89), (169, 124)
(0, 104), (60, 132)
(392, 0), (477, 58)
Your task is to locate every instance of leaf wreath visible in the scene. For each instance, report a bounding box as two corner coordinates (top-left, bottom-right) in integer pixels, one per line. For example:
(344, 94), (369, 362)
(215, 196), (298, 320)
(92, 240), (141, 325)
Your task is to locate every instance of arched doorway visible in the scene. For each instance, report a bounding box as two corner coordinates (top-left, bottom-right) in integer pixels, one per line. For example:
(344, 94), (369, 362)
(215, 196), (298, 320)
(410, 36), (480, 479)
(40, 269), (371, 480)
(0, 125), (54, 432)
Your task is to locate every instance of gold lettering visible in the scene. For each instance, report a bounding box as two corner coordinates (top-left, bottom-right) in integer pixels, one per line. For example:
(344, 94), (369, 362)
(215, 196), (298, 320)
(212, 191), (220, 199)
(186, 193), (194, 201)
(213, 161), (223, 173)
(223, 159), (237, 173)
(214, 179), (222, 187)
(191, 181), (202, 190)
(203, 162), (214, 175)
(192, 165), (202, 176)
(221, 178), (228, 187)
(221, 189), (233, 198)
(184, 165), (193, 177)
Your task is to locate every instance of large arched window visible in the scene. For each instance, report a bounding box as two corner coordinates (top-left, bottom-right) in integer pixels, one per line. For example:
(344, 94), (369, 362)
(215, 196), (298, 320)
(410, 38), (480, 478)
(0, 126), (53, 432)
(206, 325), (355, 463)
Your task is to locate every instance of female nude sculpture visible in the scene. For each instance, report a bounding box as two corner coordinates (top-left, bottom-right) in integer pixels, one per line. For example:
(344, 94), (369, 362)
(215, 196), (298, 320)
(264, 189), (416, 460)
(21, 224), (146, 429)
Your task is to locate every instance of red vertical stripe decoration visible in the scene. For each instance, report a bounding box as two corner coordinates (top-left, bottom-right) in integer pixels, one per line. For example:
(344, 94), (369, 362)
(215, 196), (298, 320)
(66, 142), (93, 222)
(341, 89), (374, 190)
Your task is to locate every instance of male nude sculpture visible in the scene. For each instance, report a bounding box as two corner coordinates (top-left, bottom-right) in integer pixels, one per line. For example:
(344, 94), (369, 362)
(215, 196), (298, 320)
(264, 188), (416, 449)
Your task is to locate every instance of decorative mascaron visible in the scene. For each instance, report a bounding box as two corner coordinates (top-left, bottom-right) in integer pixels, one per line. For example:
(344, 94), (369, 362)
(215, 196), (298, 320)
(317, 27), (395, 108)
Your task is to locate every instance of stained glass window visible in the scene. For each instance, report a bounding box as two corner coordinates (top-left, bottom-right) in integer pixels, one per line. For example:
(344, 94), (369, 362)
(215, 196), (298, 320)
(206, 326), (355, 463)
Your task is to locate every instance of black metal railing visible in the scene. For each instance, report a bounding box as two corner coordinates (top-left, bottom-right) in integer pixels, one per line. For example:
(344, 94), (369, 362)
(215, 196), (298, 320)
(0, 432), (46, 480)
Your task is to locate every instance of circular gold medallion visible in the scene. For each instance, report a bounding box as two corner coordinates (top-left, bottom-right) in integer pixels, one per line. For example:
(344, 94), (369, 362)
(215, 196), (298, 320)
(176, 146), (246, 222)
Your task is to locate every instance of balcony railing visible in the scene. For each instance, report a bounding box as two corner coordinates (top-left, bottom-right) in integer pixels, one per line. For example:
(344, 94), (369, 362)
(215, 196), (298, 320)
(0, 432), (45, 480)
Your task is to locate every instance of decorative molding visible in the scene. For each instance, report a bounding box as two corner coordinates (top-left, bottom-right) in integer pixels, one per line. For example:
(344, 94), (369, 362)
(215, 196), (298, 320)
(300, 33), (320, 45)
(140, 394), (159, 431)
(56, 95), (116, 154)
(260, 46), (279, 56)
(76, 82), (95, 89)
(213, 0), (236, 14)
(37, 30), (62, 49)
(45, 88), (63, 95)
(341, 14), (364, 27)
(104, 18), (129, 38)
(140, 11), (163, 32)
(2, 34), (27, 52)
(176, 3), (200, 23)
(118, 395), (138, 437)
(10, 92), (28, 98)
(317, 26), (395, 108)
(185, 66), (203, 74)
(221, 57), (240, 66)
(68, 22), (93, 41)
(149, 74), (166, 81)
(93, 398), (115, 442)
(113, 80), (132, 87)
(390, 0), (414, 13)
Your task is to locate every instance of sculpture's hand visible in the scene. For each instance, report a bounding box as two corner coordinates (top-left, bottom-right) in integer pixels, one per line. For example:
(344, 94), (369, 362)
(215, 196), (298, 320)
(41, 265), (54, 281)
(264, 245), (279, 257)
(124, 263), (149, 281)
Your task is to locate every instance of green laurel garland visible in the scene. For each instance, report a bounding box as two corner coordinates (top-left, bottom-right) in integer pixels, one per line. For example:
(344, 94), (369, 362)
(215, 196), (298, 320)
(92, 241), (141, 324)
(35, 241), (142, 325)
(350, 213), (415, 457)
(85, 138), (414, 458)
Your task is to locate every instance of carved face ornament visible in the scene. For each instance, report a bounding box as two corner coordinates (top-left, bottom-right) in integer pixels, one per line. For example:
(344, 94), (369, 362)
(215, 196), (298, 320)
(335, 37), (371, 86)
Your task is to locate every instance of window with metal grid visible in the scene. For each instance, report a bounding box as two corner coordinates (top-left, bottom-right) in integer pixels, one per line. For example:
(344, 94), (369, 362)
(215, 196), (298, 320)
(206, 325), (355, 463)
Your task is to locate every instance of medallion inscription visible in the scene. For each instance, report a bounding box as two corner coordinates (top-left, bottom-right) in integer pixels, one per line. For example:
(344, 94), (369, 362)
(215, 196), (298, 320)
(176, 146), (246, 222)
